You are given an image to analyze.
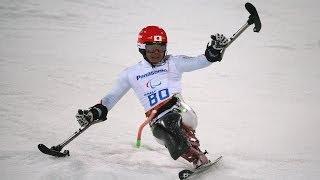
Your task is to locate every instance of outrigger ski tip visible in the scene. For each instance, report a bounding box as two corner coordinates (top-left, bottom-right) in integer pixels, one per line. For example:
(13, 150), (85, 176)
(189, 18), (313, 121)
(37, 124), (92, 157)
(38, 144), (70, 157)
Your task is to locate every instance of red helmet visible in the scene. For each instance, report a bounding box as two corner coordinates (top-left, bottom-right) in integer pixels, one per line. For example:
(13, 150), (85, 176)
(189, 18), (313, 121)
(137, 26), (167, 49)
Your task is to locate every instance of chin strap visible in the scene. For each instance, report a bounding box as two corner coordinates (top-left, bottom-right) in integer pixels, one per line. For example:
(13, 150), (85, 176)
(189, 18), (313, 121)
(150, 58), (166, 67)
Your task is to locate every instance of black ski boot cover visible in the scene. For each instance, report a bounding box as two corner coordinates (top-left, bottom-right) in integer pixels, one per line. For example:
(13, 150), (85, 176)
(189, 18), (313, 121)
(152, 112), (189, 160)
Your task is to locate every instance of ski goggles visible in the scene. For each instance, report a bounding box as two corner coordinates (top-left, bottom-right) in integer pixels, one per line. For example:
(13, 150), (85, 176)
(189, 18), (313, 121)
(145, 43), (167, 53)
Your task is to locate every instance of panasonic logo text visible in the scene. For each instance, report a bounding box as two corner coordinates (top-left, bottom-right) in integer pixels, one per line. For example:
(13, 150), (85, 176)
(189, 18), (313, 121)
(136, 69), (167, 81)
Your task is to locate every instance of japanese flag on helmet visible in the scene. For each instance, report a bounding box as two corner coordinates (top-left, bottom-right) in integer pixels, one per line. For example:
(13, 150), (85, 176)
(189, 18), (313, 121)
(137, 26), (167, 49)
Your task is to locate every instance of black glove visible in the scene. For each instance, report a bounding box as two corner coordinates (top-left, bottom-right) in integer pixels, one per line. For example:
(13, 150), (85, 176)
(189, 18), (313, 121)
(205, 33), (229, 62)
(76, 104), (108, 127)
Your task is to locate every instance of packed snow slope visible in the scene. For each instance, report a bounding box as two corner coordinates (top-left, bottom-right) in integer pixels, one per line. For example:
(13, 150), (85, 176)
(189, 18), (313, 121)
(1, 0), (320, 179)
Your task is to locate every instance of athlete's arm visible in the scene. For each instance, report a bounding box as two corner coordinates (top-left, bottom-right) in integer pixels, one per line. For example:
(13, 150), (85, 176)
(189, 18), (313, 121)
(101, 70), (131, 110)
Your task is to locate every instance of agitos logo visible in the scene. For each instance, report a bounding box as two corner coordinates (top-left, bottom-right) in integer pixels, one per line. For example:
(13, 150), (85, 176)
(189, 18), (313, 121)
(146, 78), (162, 89)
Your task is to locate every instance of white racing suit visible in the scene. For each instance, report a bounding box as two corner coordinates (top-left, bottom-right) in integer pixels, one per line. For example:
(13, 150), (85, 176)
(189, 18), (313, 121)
(100, 54), (213, 167)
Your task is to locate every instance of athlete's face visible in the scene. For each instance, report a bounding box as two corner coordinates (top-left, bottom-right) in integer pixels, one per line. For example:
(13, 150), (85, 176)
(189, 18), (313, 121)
(146, 51), (165, 64)
(145, 43), (166, 64)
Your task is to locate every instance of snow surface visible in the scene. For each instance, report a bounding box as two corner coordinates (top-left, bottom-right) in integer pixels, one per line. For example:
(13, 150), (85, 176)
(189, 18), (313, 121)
(1, 0), (320, 179)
